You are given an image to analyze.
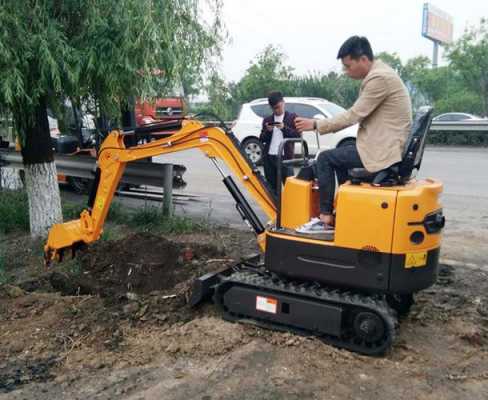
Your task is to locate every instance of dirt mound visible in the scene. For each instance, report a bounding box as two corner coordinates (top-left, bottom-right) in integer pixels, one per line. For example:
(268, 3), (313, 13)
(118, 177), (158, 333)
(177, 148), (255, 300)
(43, 232), (234, 333)
(0, 232), (238, 394)
(50, 232), (226, 298)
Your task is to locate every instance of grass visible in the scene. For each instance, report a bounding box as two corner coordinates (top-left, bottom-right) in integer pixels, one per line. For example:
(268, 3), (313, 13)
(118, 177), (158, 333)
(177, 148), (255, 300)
(1, 188), (208, 240)
(128, 205), (210, 234)
(0, 246), (8, 284)
(0, 189), (29, 234)
(62, 201), (86, 220)
(0, 190), (127, 234)
(57, 257), (83, 276)
(62, 199), (127, 223)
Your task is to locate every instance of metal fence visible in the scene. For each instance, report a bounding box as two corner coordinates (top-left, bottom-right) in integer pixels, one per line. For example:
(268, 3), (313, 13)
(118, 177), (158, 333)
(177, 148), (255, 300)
(0, 149), (187, 215)
(430, 120), (488, 132)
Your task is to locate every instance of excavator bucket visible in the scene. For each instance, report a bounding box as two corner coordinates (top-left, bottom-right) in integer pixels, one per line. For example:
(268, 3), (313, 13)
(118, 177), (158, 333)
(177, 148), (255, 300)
(44, 211), (92, 266)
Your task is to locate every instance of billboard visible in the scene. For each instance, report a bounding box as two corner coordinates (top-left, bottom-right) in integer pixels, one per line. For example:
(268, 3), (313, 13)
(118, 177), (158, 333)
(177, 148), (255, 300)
(422, 3), (453, 44)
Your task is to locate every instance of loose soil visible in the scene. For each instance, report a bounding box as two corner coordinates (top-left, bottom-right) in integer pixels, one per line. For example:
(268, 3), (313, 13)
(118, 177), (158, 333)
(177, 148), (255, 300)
(1, 227), (487, 399)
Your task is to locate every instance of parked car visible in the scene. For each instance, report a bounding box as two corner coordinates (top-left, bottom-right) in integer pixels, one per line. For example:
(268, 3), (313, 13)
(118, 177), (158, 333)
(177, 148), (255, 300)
(232, 97), (357, 164)
(433, 112), (484, 122)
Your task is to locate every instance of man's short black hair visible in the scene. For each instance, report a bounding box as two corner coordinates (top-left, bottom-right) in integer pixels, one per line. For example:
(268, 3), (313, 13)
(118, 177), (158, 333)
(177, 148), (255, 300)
(337, 36), (374, 61)
(268, 91), (284, 107)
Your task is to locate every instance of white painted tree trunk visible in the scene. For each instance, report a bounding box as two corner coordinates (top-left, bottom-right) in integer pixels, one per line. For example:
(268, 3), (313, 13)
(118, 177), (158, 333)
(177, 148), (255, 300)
(0, 167), (23, 189)
(24, 162), (63, 237)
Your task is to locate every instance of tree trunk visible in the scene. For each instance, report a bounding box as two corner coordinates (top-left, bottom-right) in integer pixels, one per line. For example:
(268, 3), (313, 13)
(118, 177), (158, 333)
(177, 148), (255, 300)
(0, 168), (23, 190)
(19, 97), (63, 237)
(23, 162), (62, 237)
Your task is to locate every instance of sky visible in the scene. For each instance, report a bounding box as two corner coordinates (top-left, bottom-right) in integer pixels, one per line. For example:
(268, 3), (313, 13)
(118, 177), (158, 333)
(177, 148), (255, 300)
(219, 0), (487, 82)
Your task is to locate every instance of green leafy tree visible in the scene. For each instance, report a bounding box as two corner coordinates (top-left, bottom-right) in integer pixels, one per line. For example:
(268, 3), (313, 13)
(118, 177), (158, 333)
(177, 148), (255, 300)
(287, 72), (359, 108)
(406, 65), (484, 116)
(231, 45), (294, 107)
(446, 18), (488, 116)
(402, 56), (431, 82)
(376, 52), (404, 76)
(205, 72), (233, 120)
(0, 0), (223, 236)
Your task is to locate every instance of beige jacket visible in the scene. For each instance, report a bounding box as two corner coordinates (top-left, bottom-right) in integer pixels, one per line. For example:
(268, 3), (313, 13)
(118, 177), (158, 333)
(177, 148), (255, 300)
(317, 60), (412, 172)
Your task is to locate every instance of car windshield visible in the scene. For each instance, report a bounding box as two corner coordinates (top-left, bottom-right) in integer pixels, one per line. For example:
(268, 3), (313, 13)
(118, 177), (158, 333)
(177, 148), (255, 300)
(317, 102), (346, 117)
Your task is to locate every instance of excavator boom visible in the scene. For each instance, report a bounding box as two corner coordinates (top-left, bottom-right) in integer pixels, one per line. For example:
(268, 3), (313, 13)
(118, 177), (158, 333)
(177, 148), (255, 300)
(44, 120), (277, 264)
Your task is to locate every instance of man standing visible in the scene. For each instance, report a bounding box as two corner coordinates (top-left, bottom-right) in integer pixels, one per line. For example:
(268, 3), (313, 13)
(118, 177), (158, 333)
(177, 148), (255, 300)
(295, 36), (412, 233)
(260, 91), (300, 194)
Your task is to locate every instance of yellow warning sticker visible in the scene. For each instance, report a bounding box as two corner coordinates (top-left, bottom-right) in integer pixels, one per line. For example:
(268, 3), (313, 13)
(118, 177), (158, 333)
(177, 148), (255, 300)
(405, 251), (427, 269)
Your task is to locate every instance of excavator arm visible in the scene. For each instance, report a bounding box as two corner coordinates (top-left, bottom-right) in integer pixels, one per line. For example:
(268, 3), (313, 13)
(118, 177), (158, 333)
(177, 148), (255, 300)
(44, 120), (277, 265)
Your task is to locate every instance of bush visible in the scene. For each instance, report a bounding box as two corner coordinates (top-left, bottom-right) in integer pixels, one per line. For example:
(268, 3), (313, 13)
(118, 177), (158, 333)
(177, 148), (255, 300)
(0, 189), (29, 234)
(427, 131), (488, 146)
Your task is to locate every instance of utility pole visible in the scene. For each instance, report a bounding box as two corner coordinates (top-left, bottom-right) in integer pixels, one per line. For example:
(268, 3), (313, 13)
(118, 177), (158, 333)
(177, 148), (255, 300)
(432, 41), (439, 68)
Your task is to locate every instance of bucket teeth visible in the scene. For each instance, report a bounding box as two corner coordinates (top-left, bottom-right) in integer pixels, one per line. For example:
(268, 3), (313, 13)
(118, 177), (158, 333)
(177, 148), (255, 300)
(44, 219), (86, 266)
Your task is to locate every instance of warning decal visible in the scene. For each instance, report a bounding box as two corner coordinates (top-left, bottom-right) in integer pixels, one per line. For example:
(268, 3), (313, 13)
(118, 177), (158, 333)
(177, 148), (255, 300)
(256, 296), (278, 314)
(405, 251), (428, 269)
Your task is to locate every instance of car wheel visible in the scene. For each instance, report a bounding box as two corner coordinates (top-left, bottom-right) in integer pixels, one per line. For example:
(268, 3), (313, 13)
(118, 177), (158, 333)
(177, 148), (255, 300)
(242, 138), (264, 165)
(337, 138), (356, 148)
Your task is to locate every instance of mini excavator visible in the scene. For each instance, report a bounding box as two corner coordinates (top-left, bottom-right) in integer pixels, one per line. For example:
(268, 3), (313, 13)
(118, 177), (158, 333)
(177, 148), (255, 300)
(45, 108), (445, 355)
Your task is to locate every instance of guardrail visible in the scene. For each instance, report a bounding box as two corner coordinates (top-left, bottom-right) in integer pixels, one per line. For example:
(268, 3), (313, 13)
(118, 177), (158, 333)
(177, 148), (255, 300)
(0, 149), (187, 215)
(429, 120), (488, 132)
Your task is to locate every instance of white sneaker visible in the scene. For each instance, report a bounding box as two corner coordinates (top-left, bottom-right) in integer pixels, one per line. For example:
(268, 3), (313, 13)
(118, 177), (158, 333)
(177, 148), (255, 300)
(296, 218), (334, 234)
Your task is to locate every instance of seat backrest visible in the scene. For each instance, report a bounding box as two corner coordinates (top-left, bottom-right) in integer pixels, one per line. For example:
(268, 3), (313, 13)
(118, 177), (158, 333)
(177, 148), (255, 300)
(399, 106), (434, 180)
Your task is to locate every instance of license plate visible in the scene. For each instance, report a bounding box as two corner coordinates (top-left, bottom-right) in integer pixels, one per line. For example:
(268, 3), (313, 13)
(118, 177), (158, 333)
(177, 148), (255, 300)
(405, 251), (427, 268)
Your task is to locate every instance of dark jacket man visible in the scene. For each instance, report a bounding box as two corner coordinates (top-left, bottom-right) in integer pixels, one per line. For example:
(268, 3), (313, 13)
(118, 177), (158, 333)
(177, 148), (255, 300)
(259, 92), (300, 194)
(259, 111), (300, 160)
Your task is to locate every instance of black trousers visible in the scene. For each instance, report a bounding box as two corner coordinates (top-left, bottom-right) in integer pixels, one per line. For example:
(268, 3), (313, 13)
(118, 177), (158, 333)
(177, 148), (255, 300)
(316, 144), (364, 214)
(263, 154), (293, 194)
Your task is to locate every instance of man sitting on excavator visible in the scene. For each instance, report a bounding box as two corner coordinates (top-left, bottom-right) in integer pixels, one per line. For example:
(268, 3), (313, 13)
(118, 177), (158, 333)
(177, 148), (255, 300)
(295, 36), (412, 234)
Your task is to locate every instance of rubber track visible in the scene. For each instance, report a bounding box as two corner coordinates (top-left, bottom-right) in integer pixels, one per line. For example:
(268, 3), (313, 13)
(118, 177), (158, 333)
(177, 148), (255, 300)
(214, 269), (398, 356)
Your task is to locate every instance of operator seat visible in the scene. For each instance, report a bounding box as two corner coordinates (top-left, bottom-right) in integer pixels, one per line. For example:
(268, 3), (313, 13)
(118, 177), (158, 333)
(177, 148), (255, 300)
(348, 106), (434, 186)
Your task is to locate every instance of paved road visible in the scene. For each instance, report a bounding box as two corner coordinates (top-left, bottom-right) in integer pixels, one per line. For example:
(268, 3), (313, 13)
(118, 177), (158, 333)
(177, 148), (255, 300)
(418, 147), (488, 264)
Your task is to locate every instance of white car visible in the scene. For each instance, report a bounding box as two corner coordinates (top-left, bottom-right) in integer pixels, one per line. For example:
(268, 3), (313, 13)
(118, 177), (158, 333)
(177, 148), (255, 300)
(232, 97), (358, 164)
(432, 112), (485, 122)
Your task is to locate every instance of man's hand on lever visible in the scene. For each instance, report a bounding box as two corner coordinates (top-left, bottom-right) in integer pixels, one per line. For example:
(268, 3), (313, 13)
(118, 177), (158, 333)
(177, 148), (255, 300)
(294, 117), (316, 133)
